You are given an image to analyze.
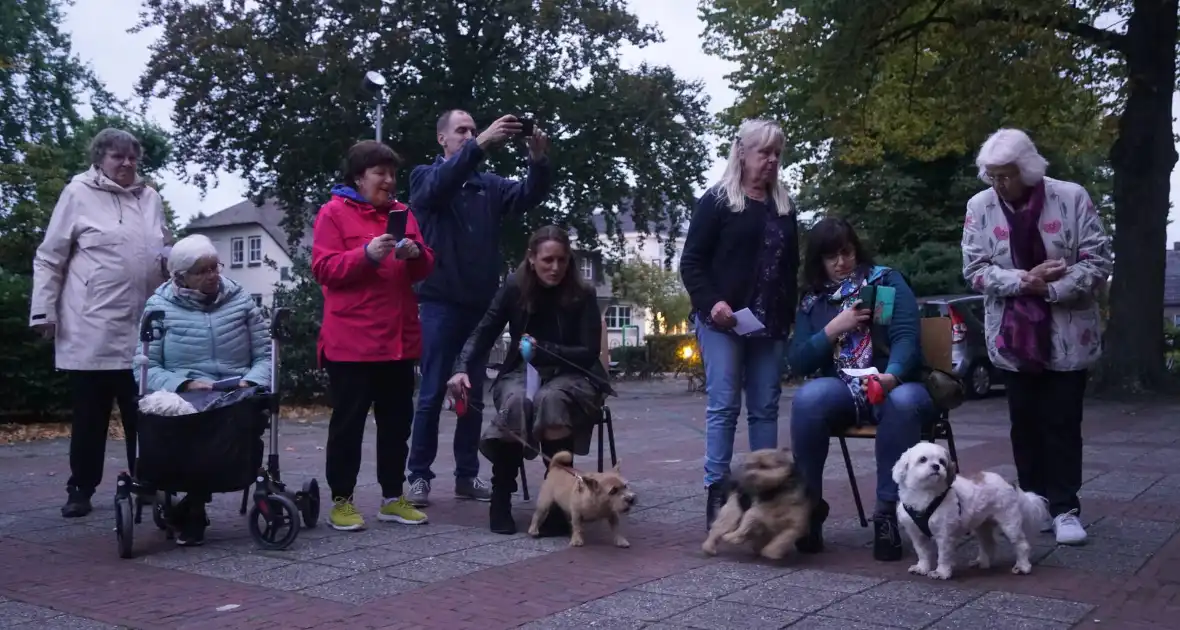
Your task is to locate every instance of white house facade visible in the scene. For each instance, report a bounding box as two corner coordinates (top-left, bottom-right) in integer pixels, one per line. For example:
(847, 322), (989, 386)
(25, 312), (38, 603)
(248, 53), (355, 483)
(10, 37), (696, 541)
(184, 199), (300, 308)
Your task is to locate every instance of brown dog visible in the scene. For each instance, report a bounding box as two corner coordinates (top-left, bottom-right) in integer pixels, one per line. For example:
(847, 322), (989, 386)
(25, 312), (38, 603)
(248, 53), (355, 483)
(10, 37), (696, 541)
(702, 448), (811, 560)
(527, 451), (637, 548)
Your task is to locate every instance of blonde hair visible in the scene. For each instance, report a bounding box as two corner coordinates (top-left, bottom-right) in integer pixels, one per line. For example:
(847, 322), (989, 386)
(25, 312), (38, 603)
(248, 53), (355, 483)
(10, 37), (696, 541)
(711, 119), (794, 215)
(975, 128), (1049, 186)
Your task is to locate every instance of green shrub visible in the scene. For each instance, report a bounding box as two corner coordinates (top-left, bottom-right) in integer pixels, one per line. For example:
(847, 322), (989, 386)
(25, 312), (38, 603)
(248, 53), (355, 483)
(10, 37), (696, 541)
(645, 333), (696, 373)
(0, 269), (70, 420)
(270, 250), (329, 404)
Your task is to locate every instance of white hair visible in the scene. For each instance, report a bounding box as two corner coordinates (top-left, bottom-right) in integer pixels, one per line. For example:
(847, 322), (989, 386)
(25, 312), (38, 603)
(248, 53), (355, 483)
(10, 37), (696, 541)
(975, 128), (1049, 186)
(712, 119), (794, 215)
(167, 234), (219, 275)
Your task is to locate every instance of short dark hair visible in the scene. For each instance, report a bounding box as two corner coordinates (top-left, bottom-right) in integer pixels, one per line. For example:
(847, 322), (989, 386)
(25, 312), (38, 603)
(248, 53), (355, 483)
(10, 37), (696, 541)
(339, 140), (402, 186)
(516, 225), (588, 311)
(801, 216), (875, 294)
(436, 109), (468, 134)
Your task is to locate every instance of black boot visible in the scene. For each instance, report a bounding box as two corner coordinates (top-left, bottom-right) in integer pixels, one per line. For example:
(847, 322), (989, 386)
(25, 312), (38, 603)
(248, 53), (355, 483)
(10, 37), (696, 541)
(489, 441), (521, 535)
(796, 497), (829, 554)
(538, 437), (574, 537)
(177, 496), (209, 547)
(873, 507), (903, 562)
(705, 479), (729, 531)
(61, 486), (93, 518)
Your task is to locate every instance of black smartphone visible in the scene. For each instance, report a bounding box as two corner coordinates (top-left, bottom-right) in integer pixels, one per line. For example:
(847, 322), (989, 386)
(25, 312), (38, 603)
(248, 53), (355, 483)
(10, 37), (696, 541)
(386, 210), (407, 241)
(518, 116), (535, 137)
(857, 285), (876, 312)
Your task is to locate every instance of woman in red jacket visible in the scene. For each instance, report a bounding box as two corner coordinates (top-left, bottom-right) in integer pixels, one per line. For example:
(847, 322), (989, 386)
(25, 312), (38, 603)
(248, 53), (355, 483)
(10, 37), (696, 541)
(312, 140), (434, 532)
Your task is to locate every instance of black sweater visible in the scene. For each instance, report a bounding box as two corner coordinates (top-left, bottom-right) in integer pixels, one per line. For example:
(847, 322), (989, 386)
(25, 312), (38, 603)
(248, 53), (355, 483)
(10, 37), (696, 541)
(679, 189), (799, 322)
(454, 275), (610, 391)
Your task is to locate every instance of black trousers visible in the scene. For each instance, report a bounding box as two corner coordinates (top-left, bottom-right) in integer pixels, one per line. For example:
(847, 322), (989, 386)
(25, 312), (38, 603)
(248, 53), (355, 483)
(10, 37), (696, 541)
(324, 360), (415, 500)
(67, 370), (138, 495)
(1004, 369), (1087, 517)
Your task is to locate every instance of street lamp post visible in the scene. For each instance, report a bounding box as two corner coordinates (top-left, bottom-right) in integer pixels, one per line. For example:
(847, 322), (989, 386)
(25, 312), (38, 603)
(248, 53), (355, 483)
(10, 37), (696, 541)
(362, 70), (387, 142)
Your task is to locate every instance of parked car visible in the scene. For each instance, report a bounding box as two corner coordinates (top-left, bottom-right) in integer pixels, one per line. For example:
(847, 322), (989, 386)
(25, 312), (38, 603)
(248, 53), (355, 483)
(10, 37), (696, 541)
(917, 294), (999, 399)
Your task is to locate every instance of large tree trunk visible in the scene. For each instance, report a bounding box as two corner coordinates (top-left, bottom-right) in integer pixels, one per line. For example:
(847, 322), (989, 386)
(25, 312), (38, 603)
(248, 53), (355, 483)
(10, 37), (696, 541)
(1097, 0), (1179, 394)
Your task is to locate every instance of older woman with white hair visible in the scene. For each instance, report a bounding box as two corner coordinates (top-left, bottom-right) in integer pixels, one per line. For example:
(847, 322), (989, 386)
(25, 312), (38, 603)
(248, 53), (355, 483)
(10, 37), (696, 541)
(30, 127), (173, 519)
(135, 233), (272, 545)
(962, 128), (1112, 546)
(679, 118), (799, 529)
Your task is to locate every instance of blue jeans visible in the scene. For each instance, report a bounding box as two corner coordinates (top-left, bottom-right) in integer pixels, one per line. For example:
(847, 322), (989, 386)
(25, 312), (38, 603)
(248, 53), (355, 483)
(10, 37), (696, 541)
(408, 301), (486, 482)
(790, 377), (933, 505)
(697, 324), (784, 486)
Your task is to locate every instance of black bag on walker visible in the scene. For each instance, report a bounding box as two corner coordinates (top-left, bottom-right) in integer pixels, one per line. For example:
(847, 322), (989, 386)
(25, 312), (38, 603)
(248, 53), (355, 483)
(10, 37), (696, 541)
(135, 389), (269, 494)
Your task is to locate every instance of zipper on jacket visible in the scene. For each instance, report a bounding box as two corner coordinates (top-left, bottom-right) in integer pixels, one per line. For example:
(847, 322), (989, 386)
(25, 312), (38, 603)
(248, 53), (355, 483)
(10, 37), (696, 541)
(207, 311), (216, 370)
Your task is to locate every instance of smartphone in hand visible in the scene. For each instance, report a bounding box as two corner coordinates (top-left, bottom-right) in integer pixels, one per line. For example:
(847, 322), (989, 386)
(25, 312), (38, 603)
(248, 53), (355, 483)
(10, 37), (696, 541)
(857, 285), (876, 313)
(517, 116), (535, 137)
(386, 210), (408, 241)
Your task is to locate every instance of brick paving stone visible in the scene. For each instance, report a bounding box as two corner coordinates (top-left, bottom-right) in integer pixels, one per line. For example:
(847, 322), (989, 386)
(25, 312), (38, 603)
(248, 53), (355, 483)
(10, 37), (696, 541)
(772, 569), (885, 594)
(382, 556), (488, 582)
(441, 542), (550, 566)
(12, 614), (125, 629)
(663, 600), (803, 629)
(516, 610), (647, 629)
(310, 547), (420, 571)
(816, 593), (955, 629)
(0, 600), (64, 626)
(926, 607), (1071, 630)
(232, 562), (357, 591)
(784, 616), (898, 630)
(634, 571), (754, 599)
(629, 507), (699, 525)
(576, 590), (704, 622)
(967, 591), (1095, 624)
(721, 579), (848, 613)
(861, 579), (985, 608)
(180, 553), (293, 579)
(1040, 546), (1151, 574)
(297, 570), (426, 605)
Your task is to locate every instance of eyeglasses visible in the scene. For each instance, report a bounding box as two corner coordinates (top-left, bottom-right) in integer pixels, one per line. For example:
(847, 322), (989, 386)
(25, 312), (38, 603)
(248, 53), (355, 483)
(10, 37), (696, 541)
(986, 173), (1017, 185)
(187, 262), (224, 277)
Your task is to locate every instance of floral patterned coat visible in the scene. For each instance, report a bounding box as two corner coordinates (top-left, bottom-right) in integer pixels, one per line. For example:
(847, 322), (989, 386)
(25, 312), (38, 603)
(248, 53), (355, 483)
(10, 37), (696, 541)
(961, 177), (1113, 373)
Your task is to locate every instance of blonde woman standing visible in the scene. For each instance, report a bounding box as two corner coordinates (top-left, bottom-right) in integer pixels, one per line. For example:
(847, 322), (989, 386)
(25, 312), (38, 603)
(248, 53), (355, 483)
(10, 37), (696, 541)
(679, 119), (799, 529)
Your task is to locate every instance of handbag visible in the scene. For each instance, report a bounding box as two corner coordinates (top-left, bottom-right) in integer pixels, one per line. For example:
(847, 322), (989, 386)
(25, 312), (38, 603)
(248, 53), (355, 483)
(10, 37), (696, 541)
(870, 321), (965, 411)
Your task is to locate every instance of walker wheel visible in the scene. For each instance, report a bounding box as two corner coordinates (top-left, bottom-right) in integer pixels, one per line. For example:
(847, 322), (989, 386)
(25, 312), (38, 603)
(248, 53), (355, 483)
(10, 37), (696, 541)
(247, 494), (301, 550)
(300, 479), (320, 529)
(115, 496), (134, 559)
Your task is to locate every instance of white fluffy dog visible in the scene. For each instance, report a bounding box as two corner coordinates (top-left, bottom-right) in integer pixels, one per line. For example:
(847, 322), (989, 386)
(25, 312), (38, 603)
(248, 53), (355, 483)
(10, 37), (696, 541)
(138, 391), (198, 416)
(892, 442), (1050, 580)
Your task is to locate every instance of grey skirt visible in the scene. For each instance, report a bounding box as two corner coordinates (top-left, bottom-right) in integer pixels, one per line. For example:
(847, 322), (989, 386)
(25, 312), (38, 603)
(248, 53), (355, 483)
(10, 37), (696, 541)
(481, 366), (602, 460)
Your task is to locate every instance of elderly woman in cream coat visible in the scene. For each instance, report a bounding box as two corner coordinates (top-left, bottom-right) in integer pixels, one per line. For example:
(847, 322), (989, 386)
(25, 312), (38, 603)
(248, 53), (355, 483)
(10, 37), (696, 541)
(29, 128), (173, 519)
(961, 128), (1112, 546)
(136, 234), (271, 545)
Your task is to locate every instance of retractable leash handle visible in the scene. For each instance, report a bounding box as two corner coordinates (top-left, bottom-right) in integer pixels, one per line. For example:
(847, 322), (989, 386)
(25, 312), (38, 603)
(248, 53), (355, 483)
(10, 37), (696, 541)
(135, 310), (166, 398)
(520, 336), (535, 363)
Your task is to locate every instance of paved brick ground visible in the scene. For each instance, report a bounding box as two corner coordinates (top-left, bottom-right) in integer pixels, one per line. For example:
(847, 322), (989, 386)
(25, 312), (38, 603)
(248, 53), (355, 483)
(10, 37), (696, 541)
(2, 379), (1179, 629)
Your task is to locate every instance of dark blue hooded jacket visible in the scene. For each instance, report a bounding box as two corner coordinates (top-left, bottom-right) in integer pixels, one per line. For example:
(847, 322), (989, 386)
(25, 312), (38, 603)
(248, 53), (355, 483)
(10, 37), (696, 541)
(409, 139), (551, 311)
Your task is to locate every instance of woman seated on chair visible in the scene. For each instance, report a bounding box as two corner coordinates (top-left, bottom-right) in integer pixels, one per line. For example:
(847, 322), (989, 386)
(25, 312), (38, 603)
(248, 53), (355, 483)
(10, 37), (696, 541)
(447, 226), (610, 536)
(787, 217), (933, 564)
(136, 234), (272, 546)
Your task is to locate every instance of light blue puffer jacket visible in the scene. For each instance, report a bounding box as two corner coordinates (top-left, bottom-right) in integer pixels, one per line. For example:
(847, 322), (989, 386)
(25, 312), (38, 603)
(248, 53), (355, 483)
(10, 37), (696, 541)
(135, 277), (272, 393)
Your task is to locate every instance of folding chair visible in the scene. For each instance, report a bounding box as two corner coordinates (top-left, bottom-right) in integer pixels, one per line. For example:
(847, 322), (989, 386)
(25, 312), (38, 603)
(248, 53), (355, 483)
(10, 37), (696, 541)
(519, 317), (617, 500)
(835, 316), (960, 527)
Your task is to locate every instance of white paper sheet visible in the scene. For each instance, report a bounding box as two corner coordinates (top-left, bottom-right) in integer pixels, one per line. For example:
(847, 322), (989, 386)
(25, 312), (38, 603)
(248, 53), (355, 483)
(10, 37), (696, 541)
(840, 367), (880, 378)
(525, 364), (541, 401)
(731, 308), (766, 336)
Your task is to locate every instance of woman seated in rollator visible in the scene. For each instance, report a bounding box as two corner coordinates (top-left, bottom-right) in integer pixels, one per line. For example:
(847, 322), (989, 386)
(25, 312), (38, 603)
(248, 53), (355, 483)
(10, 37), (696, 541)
(447, 225), (610, 535)
(136, 234), (272, 546)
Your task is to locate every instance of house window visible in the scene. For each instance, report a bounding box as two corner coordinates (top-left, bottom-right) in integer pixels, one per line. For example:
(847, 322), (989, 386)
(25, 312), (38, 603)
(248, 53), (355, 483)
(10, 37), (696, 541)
(579, 257), (593, 281)
(1174, 314), (1180, 327)
(650, 258), (660, 268)
(251, 294), (263, 307)
(248, 236), (262, 264)
(605, 305), (632, 329)
(230, 237), (244, 266)
(280, 266), (292, 281)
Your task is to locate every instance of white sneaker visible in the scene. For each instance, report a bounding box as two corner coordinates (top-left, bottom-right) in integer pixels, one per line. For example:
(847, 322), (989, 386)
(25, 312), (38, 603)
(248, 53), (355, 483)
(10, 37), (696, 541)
(1053, 510), (1087, 545)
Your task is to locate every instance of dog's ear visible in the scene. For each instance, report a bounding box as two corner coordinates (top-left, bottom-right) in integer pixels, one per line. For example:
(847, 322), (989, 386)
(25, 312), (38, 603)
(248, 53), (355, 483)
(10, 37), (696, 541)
(576, 475), (599, 493)
(891, 452), (911, 486)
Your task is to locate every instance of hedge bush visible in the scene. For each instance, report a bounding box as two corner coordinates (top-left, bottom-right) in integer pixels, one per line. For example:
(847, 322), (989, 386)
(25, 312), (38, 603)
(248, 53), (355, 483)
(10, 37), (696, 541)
(645, 334), (696, 372)
(0, 269), (70, 420)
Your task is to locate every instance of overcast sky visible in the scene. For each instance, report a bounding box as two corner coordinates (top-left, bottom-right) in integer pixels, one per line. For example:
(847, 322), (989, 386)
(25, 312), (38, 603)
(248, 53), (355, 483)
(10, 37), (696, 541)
(64, 0), (1180, 247)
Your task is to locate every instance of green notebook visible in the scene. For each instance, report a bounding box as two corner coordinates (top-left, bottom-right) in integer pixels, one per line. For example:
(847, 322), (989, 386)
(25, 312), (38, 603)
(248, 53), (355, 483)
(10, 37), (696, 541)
(873, 285), (896, 325)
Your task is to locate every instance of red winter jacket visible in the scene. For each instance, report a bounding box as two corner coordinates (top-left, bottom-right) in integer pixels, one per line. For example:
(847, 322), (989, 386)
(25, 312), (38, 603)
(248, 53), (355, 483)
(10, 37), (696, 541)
(311, 191), (434, 365)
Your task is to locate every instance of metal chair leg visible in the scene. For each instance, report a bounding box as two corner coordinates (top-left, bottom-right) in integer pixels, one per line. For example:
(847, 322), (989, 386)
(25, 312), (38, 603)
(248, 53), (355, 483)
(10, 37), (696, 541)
(239, 488), (249, 515)
(839, 436), (867, 528)
(598, 410), (605, 473)
(943, 421), (959, 464)
(519, 461), (530, 502)
(605, 406), (618, 467)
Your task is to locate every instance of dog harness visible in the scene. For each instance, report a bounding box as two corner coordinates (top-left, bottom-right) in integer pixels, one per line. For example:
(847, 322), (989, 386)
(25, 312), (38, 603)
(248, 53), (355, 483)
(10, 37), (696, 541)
(902, 487), (960, 538)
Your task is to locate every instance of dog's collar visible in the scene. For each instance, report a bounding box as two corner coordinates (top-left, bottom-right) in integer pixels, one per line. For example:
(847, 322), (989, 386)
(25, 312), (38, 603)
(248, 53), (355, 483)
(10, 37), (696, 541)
(902, 486), (958, 538)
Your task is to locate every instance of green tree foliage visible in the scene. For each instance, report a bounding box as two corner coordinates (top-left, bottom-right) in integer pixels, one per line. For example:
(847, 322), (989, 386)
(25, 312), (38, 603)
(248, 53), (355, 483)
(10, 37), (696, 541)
(701, 0), (1176, 392)
(136, 0), (714, 398)
(610, 257), (691, 334)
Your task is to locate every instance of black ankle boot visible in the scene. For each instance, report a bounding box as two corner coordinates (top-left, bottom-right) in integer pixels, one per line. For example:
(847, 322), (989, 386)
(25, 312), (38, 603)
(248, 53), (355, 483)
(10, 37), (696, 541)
(705, 480), (729, 531)
(796, 498), (829, 554)
(873, 510), (903, 562)
(489, 441), (521, 535)
(61, 486), (93, 518)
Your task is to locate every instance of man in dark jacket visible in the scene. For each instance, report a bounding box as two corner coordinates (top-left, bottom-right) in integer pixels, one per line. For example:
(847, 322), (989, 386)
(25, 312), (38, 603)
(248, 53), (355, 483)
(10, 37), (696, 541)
(406, 110), (552, 506)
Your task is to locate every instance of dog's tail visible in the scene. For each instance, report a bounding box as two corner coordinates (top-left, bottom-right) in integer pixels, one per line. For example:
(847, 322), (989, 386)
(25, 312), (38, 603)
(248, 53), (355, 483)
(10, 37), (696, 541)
(548, 450), (574, 469)
(1015, 485), (1051, 536)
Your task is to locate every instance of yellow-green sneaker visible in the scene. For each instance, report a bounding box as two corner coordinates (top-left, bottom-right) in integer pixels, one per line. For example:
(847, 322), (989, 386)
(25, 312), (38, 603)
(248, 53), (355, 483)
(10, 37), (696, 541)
(329, 497), (365, 531)
(378, 496), (429, 525)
